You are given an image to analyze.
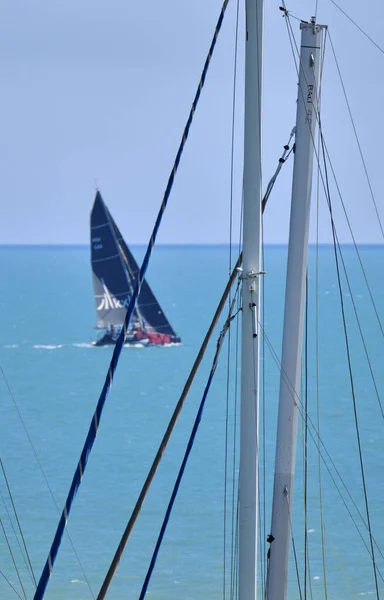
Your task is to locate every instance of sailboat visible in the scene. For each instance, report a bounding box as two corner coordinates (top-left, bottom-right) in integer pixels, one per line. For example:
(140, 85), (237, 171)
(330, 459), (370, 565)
(28, 2), (384, 600)
(90, 190), (181, 347)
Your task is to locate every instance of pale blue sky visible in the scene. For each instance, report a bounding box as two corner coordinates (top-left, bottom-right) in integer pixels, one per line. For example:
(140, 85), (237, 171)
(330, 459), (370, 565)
(1, 0), (383, 244)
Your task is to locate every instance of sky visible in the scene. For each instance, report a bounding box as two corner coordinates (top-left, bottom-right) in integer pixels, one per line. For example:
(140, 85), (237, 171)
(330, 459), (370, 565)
(1, 0), (383, 245)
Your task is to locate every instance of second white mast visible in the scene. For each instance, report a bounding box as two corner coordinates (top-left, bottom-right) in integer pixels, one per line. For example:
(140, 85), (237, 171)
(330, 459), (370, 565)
(267, 18), (325, 600)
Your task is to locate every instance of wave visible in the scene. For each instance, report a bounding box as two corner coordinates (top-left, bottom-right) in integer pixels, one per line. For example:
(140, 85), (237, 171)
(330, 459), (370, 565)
(70, 579), (86, 585)
(33, 344), (64, 350)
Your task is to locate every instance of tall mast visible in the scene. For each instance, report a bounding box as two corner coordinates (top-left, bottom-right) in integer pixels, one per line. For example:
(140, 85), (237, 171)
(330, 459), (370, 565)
(266, 18), (324, 600)
(239, 0), (263, 598)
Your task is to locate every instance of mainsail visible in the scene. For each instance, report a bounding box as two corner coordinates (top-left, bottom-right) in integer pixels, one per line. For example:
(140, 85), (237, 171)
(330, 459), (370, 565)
(90, 191), (177, 337)
(90, 191), (133, 329)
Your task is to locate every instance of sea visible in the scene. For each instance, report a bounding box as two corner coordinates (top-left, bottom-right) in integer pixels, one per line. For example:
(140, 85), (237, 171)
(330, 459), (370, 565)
(0, 244), (383, 600)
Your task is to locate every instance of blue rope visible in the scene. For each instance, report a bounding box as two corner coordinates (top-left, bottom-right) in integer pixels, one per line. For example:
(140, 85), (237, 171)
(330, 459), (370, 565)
(138, 320), (231, 600)
(33, 2), (230, 598)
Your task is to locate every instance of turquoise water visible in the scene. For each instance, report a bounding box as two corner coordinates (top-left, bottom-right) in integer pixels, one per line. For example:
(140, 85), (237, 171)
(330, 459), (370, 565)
(0, 245), (383, 599)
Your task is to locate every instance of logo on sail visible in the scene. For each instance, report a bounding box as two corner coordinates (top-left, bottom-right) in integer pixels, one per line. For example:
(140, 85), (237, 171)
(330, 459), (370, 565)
(97, 282), (128, 311)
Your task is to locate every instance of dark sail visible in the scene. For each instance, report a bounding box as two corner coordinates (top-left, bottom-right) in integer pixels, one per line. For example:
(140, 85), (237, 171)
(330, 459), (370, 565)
(90, 191), (135, 329)
(90, 190), (179, 341)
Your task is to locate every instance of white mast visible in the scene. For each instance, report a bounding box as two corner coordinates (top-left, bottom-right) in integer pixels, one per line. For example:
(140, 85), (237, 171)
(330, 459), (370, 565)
(239, 0), (263, 598)
(266, 18), (324, 600)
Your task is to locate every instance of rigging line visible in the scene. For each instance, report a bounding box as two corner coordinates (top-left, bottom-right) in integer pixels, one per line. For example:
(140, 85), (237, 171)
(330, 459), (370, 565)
(265, 539), (271, 600)
(328, 0), (384, 55)
(225, 3), (241, 592)
(0, 515), (27, 600)
(292, 538), (303, 599)
(328, 31), (384, 240)
(238, 188), (244, 259)
(262, 128), (295, 212)
(256, 0), (263, 201)
(228, 0), (241, 276)
(230, 499), (240, 600)
(223, 283), (242, 600)
(258, 477), (265, 600)
(259, 324), (384, 573)
(315, 125), (329, 599)
(0, 459), (35, 588)
(0, 487), (34, 589)
(306, 538), (313, 600)
(229, 285), (241, 599)
(285, 490), (303, 600)
(304, 280), (314, 600)
(223, 314), (230, 600)
(316, 24), (328, 120)
(281, 5), (298, 56)
(0, 366), (95, 598)
(332, 247), (384, 415)
(0, 369), (36, 587)
(320, 133), (380, 599)
(138, 300), (239, 600)
(261, 224), (266, 589)
(313, 130), (384, 340)
(299, 282), (313, 600)
(0, 567), (23, 600)
(288, 483), (313, 600)
(316, 79), (384, 338)
(261, 241), (267, 598)
(33, 2), (231, 598)
(317, 130), (384, 420)
(303, 273), (309, 600)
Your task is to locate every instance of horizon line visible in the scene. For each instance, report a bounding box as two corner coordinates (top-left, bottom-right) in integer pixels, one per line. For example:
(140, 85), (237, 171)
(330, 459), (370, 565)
(1, 242), (383, 248)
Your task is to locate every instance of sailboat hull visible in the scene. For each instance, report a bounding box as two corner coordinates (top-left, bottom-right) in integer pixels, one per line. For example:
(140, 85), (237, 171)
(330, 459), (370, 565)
(92, 330), (181, 347)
